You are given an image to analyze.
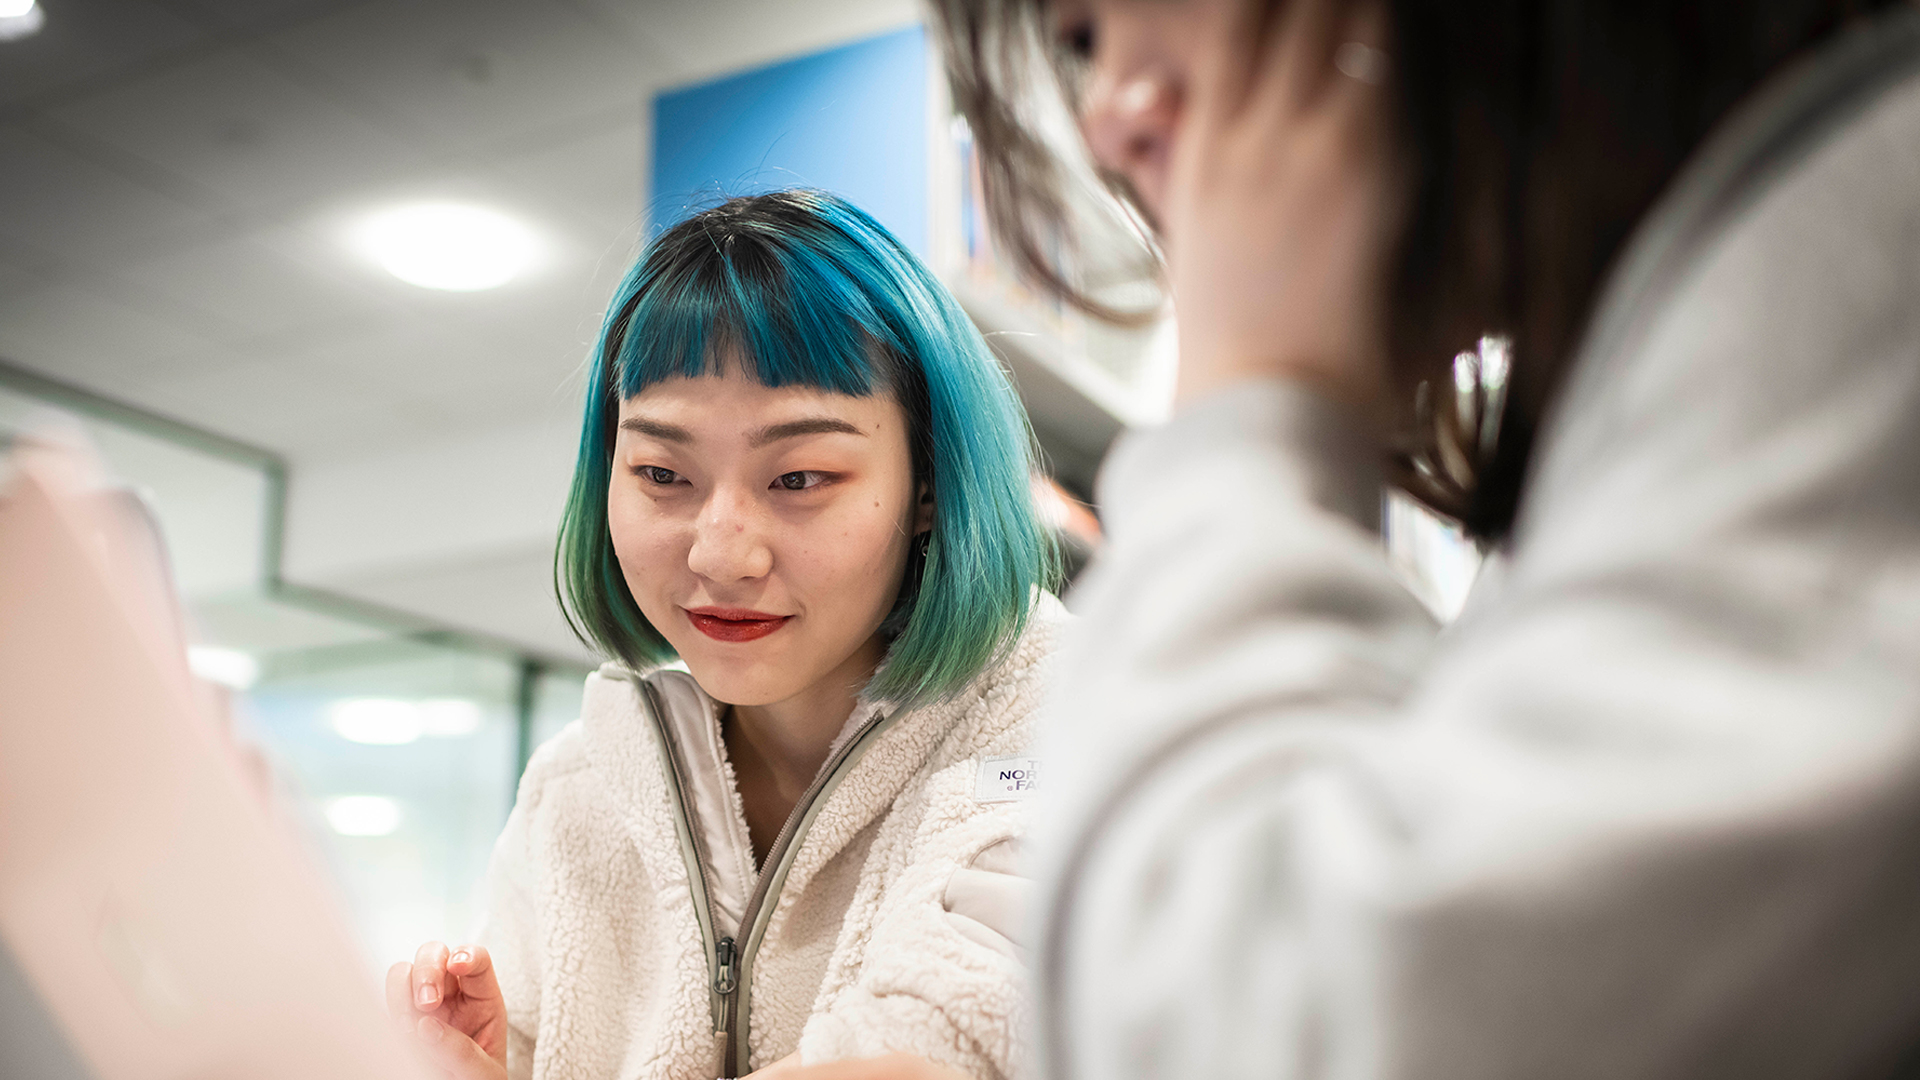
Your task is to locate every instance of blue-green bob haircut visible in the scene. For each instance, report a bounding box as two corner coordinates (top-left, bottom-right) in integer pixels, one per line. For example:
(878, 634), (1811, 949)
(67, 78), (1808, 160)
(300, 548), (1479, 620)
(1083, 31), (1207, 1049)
(558, 190), (1058, 708)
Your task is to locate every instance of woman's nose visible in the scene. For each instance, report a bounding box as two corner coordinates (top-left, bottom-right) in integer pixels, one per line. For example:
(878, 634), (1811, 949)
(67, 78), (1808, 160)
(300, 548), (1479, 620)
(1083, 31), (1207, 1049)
(1079, 69), (1180, 216)
(686, 489), (773, 583)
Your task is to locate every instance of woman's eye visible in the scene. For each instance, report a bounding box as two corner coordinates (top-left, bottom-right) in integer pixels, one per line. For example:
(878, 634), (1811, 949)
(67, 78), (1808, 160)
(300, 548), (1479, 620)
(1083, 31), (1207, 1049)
(773, 471), (824, 492)
(1061, 20), (1095, 60)
(638, 465), (680, 485)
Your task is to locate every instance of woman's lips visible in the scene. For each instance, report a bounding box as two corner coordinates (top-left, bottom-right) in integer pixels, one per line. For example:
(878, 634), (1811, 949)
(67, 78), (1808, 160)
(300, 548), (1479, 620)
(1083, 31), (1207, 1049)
(685, 607), (791, 643)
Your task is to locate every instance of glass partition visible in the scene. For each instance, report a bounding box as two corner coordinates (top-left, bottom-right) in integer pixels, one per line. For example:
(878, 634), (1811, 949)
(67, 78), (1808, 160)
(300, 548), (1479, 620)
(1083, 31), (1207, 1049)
(244, 641), (521, 966)
(1, 365), (590, 972)
(530, 664), (589, 764)
(0, 381), (268, 598)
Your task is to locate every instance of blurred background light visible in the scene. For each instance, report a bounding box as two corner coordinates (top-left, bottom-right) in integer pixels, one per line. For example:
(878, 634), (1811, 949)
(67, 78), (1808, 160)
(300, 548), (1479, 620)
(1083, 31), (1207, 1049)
(417, 698), (483, 738)
(187, 645), (260, 690)
(327, 697), (484, 743)
(0, 0), (43, 41)
(326, 795), (404, 837)
(329, 698), (425, 745)
(352, 203), (538, 291)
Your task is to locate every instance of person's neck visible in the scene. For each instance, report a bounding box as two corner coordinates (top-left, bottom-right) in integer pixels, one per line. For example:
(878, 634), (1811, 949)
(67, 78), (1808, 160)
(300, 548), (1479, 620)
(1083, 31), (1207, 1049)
(724, 634), (886, 862)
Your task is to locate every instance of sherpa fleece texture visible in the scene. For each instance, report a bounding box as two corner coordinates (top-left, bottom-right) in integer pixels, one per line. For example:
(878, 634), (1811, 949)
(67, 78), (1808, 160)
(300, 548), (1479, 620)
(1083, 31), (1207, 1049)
(482, 595), (1064, 1080)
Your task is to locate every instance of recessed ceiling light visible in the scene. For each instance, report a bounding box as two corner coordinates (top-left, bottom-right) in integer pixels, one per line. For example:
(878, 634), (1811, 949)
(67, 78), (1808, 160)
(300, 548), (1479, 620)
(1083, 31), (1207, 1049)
(353, 202), (538, 291)
(0, 0), (44, 41)
(325, 795), (403, 837)
(329, 698), (424, 745)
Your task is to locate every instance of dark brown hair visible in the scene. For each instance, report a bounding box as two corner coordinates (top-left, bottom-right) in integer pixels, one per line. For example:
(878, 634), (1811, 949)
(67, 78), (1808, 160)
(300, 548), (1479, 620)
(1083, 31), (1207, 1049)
(930, 0), (1899, 538)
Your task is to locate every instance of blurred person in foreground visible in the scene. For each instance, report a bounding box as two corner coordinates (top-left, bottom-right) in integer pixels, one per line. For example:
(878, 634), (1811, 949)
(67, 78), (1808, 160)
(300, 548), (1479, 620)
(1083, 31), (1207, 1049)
(793, 0), (1920, 1077)
(384, 191), (1062, 1080)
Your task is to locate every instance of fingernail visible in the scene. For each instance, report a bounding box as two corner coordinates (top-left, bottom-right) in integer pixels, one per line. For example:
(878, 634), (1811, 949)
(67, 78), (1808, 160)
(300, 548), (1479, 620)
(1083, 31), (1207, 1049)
(416, 983), (438, 1006)
(451, 949), (471, 965)
(418, 1016), (444, 1042)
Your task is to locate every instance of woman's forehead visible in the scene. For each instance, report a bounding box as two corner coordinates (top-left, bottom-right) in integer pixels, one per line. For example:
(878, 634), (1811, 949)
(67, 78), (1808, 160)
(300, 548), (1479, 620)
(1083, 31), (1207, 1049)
(617, 370), (903, 444)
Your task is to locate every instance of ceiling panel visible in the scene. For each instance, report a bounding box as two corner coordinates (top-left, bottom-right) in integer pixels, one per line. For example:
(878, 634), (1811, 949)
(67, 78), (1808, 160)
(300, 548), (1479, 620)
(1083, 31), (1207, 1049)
(296, 303), (594, 420)
(264, 0), (661, 156)
(116, 224), (407, 342)
(0, 122), (224, 261)
(0, 252), (45, 306)
(47, 45), (433, 212)
(0, 281), (217, 387)
(0, 0), (204, 110)
(299, 252), (606, 348)
(155, 0), (368, 36)
(133, 349), (415, 452)
(489, 117), (648, 238)
(318, 540), (596, 666)
(584, 0), (919, 84)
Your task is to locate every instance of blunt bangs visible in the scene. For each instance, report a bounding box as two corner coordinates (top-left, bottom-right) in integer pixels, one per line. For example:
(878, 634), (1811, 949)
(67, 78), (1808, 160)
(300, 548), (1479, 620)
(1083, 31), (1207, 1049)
(609, 196), (894, 401)
(558, 190), (1058, 708)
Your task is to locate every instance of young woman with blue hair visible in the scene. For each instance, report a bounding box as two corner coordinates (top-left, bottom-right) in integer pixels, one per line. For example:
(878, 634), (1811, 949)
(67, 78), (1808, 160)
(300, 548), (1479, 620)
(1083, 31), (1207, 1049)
(385, 190), (1060, 1080)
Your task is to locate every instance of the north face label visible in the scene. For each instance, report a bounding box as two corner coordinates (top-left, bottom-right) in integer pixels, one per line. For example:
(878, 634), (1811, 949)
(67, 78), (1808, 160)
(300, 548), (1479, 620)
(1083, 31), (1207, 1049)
(973, 756), (1041, 802)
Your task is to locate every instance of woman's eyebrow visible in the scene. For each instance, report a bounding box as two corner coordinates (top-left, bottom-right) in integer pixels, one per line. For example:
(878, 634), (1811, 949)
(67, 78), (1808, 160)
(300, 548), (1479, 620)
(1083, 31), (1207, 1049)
(618, 416), (694, 443)
(749, 417), (865, 447)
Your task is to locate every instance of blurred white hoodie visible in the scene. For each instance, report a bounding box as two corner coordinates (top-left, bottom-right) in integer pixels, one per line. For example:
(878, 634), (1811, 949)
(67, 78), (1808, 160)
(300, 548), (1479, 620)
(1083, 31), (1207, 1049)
(1037, 12), (1920, 1080)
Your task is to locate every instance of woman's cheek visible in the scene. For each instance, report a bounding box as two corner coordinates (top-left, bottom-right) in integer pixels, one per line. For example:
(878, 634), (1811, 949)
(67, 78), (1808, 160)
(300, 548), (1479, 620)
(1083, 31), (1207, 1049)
(849, 516), (912, 608)
(787, 532), (872, 608)
(610, 490), (673, 593)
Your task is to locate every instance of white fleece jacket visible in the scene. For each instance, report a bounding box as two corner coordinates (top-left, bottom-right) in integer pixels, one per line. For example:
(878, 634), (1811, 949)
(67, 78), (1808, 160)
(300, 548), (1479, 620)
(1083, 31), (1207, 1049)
(482, 596), (1063, 1080)
(1037, 13), (1920, 1080)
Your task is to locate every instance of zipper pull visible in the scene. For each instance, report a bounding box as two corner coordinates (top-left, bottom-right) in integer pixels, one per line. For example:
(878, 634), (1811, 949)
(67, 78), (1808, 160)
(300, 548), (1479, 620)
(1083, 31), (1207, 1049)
(714, 936), (738, 996)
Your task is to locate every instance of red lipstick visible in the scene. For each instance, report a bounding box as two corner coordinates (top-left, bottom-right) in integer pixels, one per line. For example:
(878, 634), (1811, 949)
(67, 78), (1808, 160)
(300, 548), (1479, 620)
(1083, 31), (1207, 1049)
(685, 607), (791, 643)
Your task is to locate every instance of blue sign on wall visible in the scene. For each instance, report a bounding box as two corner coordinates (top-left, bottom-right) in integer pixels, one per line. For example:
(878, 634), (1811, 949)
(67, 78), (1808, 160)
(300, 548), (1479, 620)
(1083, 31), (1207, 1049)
(651, 25), (929, 258)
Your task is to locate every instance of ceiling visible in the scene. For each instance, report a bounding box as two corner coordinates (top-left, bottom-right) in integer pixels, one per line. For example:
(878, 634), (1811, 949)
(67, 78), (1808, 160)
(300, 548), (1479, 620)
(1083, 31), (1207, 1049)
(0, 0), (922, 462)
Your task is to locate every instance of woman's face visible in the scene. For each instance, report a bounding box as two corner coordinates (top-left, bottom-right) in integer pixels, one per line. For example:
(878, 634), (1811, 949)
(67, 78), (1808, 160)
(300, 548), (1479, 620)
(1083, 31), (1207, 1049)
(608, 364), (929, 709)
(1052, 0), (1216, 222)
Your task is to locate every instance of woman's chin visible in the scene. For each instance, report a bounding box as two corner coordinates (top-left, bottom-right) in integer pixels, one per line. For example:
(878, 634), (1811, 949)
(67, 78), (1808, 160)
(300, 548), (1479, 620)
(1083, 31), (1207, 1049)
(676, 652), (797, 710)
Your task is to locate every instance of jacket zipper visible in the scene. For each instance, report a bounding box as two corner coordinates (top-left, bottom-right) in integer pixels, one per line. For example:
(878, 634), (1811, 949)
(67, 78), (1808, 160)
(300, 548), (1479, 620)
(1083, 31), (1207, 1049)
(635, 681), (731, 1050)
(640, 675), (904, 1078)
(713, 933), (738, 1063)
(716, 704), (903, 1077)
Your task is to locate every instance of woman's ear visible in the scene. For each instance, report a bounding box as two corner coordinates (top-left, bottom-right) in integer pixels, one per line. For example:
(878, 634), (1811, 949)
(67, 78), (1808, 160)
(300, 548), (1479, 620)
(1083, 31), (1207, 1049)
(915, 481), (935, 535)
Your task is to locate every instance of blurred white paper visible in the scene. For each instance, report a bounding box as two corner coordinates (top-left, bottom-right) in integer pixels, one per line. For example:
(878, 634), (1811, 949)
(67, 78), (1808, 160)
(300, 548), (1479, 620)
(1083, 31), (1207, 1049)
(0, 436), (430, 1080)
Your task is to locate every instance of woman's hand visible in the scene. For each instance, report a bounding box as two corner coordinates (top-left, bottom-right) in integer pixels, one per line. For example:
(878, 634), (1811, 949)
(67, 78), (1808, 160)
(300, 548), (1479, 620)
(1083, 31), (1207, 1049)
(1164, 0), (1400, 413)
(745, 1052), (975, 1080)
(385, 941), (509, 1080)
